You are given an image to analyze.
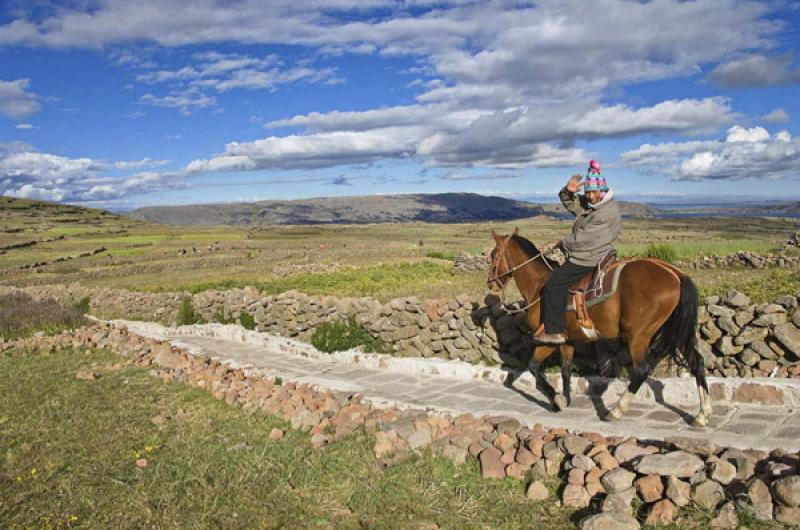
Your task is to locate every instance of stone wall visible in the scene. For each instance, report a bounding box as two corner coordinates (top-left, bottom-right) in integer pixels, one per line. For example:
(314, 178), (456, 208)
(7, 283), (800, 379)
(677, 250), (800, 270)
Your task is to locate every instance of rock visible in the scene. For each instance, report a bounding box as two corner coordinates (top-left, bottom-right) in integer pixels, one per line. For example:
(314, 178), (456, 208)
(600, 467), (636, 494)
(579, 511), (640, 530)
(635, 474), (664, 503)
(542, 441), (564, 462)
(593, 450), (619, 471)
(135, 458), (149, 468)
(568, 468), (586, 485)
(775, 505), (800, 525)
(666, 476), (691, 507)
(736, 348), (761, 366)
(493, 432), (516, 453)
(505, 462), (526, 479)
(710, 501), (738, 530)
(562, 484), (591, 508)
(710, 460), (737, 485)
(561, 434), (591, 455)
(716, 336), (743, 356)
(646, 499), (676, 525)
(734, 326), (768, 346)
(601, 487), (636, 514)
(707, 304), (736, 318)
(723, 289), (751, 308)
(752, 312), (788, 327)
(269, 428), (285, 440)
(479, 447), (506, 479)
(526, 480), (549, 501)
(773, 323), (800, 356)
(442, 444), (468, 465)
(515, 446), (538, 467)
(613, 443), (657, 464)
(632, 451), (705, 477)
(773, 475), (800, 507)
(407, 427), (433, 451)
(716, 315), (740, 336)
(571, 454), (595, 472)
(692, 480), (724, 509)
(746, 478), (773, 520)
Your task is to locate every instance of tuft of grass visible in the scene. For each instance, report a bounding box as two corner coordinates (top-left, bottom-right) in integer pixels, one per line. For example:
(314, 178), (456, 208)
(0, 292), (86, 340)
(311, 316), (385, 353)
(644, 243), (678, 263)
(239, 312), (256, 330)
(75, 296), (91, 315)
(425, 250), (458, 261)
(176, 297), (201, 326)
(212, 307), (235, 324)
(699, 268), (800, 303)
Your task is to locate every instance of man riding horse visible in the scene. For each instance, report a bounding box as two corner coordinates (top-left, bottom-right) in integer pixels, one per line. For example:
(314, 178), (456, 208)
(535, 160), (622, 345)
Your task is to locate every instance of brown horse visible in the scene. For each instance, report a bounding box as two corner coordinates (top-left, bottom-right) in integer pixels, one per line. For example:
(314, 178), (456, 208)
(488, 229), (713, 426)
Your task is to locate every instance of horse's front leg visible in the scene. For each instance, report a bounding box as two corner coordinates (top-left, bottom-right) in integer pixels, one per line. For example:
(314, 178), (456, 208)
(529, 345), (560, 410)
(553, 344), (575, 411)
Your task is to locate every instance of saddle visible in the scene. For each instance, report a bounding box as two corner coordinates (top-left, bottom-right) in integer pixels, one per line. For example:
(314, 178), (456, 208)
(567, 250), (627, 340)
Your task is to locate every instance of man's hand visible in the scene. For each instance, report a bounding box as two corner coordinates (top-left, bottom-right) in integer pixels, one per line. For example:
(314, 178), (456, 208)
(566, 174), (583, 193)
(540, 240), (562, 253)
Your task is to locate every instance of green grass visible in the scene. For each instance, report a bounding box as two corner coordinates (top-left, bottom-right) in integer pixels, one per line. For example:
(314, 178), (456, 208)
(0, 347), (577, 529)
(310, 317), (386, 353)
(184, 261), (455, 299)
(698, 268), (800, 303)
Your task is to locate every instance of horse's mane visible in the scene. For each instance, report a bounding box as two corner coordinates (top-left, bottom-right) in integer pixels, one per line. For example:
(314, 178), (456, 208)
(511, 234), (559, 269)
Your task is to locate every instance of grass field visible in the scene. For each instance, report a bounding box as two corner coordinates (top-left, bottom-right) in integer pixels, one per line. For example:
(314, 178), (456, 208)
(2, 196), (800, 303)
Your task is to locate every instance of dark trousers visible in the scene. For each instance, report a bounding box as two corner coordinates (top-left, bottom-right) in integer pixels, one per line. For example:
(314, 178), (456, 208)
(542, 260), (594, 334)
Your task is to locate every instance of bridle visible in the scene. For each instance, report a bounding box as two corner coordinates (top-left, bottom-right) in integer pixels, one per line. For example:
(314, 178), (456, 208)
(487, 235), (554, 313)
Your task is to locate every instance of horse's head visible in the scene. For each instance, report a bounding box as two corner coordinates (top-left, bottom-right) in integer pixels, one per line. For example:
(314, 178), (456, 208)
(487, 227), (518, 292)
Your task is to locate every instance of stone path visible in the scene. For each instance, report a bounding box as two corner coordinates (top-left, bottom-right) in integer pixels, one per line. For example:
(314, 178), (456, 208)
(114, 320), (800, 452)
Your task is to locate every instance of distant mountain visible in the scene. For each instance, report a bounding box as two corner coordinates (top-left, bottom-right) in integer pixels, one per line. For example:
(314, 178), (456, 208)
(129, 193), (552, 226)
(535, 200), (662, 219)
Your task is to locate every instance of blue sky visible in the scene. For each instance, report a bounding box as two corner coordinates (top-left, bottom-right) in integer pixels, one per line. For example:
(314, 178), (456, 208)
(1, 0), (800, 210)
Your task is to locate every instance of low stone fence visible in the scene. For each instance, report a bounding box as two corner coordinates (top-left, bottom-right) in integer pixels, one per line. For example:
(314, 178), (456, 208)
(4, 324), (800, 527)
(6, 283), (800, 380)
(677, 250), (800, 270)
(452, 251), (490, 274)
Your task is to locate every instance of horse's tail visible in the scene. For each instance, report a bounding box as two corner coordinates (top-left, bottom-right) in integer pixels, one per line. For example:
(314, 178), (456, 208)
(649, 273), (706, 384)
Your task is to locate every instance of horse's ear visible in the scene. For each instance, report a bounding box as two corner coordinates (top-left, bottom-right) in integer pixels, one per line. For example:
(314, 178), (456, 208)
(513, 227), (519, 236)
(491, 229), (501, 243)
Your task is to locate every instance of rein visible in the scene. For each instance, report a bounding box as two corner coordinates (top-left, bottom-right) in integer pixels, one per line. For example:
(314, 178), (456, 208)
(488, 240), (554, 314)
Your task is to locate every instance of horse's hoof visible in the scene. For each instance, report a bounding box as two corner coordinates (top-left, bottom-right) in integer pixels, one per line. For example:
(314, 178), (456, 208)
(692, 414), (708, 427)
(605, 407), (623, 421)
(503, 371), (520, 388)
(553, 394), (568, 412)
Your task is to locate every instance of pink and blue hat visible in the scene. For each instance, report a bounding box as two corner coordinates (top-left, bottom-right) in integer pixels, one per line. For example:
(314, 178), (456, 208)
(584, 160), (608, 192)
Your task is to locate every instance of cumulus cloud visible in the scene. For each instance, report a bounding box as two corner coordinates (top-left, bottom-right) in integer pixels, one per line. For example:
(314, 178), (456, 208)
(15, 123), (37, 129)
(709, 54), (800, 88)
(0, 79), (41, 119)
(0, 143), (182, 202)
(621, 125), (800, 181)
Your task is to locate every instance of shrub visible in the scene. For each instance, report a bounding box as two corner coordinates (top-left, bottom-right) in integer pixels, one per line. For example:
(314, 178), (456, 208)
(75, 296), (91, 314)
(239, 312), (256, 330)
(0, 292), (86, 340)
(310, 317), (385, 353)
(425, 250), (457, 261)
(644, 243), (678, 264)
(177, 297), (201, 326)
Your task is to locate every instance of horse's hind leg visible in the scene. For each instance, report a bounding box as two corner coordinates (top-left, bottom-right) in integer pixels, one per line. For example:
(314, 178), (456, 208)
(553, 344), (575, 411)
(692, 355), (713, 427)
(608, 333), (653, 420)
(529, 345), (559, 410)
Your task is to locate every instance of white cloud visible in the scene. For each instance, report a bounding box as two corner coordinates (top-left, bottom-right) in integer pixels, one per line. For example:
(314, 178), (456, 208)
(761, 108), (790, 124)
(15, 123), (37, 129)
(621, 126), (800, 181)
(709, 54), (800, 87)
(0, 79), (41, 119)
(0, 143), (183, 201)
(140, 91), (216, 114)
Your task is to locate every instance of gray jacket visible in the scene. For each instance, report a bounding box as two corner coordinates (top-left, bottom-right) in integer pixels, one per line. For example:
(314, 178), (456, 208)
(558, 187), (622, 267)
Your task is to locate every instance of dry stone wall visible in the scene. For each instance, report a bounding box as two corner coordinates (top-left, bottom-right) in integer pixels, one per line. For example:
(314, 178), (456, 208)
(7, 283), (800, 379)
